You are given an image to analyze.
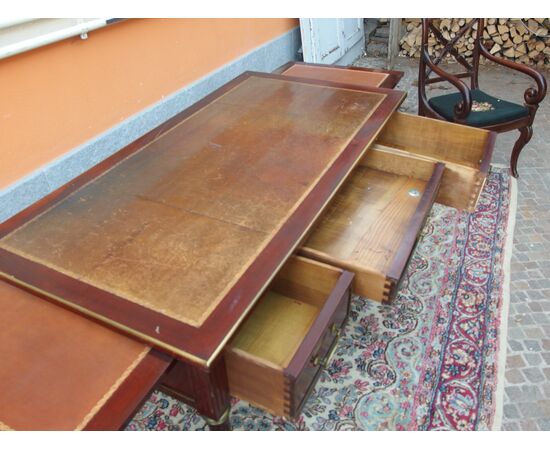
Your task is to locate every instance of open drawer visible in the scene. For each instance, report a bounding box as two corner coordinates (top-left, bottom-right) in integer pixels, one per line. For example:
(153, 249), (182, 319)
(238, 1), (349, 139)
(225, 256), (353, 418)
(374, 111), (495, 212)
(299, 147), (444, 303)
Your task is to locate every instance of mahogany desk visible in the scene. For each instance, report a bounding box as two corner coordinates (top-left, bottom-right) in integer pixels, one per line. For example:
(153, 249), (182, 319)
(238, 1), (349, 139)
(0, 72), (404, 429)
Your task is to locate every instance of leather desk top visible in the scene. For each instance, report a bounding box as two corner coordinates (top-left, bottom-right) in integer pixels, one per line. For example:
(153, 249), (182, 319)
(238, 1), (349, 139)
(280, 62), (404, 89)
(0, 72), (404, 366)
(0, 280), (168, 430)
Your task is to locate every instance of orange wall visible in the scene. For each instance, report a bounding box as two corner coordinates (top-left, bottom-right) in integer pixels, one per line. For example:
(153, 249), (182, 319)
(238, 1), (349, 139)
(0, 18), (298, 190)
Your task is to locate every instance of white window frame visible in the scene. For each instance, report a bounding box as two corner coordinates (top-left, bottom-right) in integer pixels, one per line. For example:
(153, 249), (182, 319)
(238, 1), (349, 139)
(0, 18), (118, 60)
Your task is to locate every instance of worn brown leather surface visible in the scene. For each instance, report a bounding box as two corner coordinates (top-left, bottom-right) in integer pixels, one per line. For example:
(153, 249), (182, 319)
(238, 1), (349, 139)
(0, 76), (385, 328)
(282, 64), (389, 88)
(0, 280), (149, 430)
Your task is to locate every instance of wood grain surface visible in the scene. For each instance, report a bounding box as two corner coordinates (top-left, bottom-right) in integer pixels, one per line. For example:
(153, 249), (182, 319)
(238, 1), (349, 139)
(302, 166), (427, 273)
(375, 111), (494, 211)
(224, 255), (353, 417)
(228, 292), (318, 368)
(300, 147), (443, 301)
(0, 72), (404, 365)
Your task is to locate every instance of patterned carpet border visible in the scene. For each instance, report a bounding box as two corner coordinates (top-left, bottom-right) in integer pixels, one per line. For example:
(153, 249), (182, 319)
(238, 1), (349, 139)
(127, 167), (516, 431)
(491, 165), (517, 430)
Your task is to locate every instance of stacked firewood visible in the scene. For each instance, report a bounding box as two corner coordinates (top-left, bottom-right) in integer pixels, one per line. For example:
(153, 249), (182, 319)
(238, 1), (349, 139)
(400, 18), (550, 67)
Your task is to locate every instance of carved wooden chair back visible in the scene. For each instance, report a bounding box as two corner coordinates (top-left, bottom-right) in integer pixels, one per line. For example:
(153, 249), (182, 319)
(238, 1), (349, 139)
(418, 18), (547, 177)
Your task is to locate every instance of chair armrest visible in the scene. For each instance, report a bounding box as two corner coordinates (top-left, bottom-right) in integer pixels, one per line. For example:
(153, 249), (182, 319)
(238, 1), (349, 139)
(421, 47), (472, 120)
(479, 43), (547, 106)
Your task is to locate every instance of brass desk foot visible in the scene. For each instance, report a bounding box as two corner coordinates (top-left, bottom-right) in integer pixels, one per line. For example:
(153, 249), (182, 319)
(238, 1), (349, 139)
(204, 407), (231, 431)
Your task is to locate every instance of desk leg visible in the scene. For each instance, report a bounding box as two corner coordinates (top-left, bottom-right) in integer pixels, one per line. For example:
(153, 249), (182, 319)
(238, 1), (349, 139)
(194, 356), (231, 431)
(161, 355), (231, 431)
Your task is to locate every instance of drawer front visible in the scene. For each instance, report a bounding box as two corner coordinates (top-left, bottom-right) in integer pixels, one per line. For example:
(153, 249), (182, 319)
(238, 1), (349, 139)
(225, 257), (354, 418)
(288, 284), (351, 417)
(300, 148), (444, 303)
(383, 163), (444, 302)
(375, 112), (495, 212)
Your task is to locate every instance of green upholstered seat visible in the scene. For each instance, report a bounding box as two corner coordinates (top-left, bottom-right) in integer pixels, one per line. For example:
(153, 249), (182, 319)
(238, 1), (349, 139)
(428, 88), (529, 127)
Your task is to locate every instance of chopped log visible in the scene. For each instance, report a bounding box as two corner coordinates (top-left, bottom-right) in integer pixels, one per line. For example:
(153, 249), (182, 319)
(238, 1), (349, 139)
(528, 19), (539, 30)
(516, 43), (527, 55)
(503, 47), (516, 58)
(497, 24), (509, 34)
(516, 24), (527, 35)
(404, 28), (419, 47)
(440, 18), (451, 30)
(518, 55), (530, 64)
(513, 34), (523, 44)
(398, 18), (550, 67)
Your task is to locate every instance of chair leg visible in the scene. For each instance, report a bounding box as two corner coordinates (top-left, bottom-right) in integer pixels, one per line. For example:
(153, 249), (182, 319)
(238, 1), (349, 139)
(510, 126), (533, 178)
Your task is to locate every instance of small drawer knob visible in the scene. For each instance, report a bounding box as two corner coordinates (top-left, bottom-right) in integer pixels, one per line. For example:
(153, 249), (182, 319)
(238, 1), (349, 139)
(311, 354), (321, 367)
(330, 323), (341, 337)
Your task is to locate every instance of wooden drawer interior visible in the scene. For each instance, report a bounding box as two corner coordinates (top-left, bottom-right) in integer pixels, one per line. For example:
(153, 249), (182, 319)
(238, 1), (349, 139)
(299, 147), (444, 303)
(225, 255), (350, 417)
(374, 111), (494, 212)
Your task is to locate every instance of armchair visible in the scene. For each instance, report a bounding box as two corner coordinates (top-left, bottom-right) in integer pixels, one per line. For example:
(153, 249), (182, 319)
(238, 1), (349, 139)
(418, 18), (547, 177)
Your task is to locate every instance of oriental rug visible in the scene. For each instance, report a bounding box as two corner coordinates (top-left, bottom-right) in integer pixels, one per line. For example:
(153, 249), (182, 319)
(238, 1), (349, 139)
(127, 167), (516, 431)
